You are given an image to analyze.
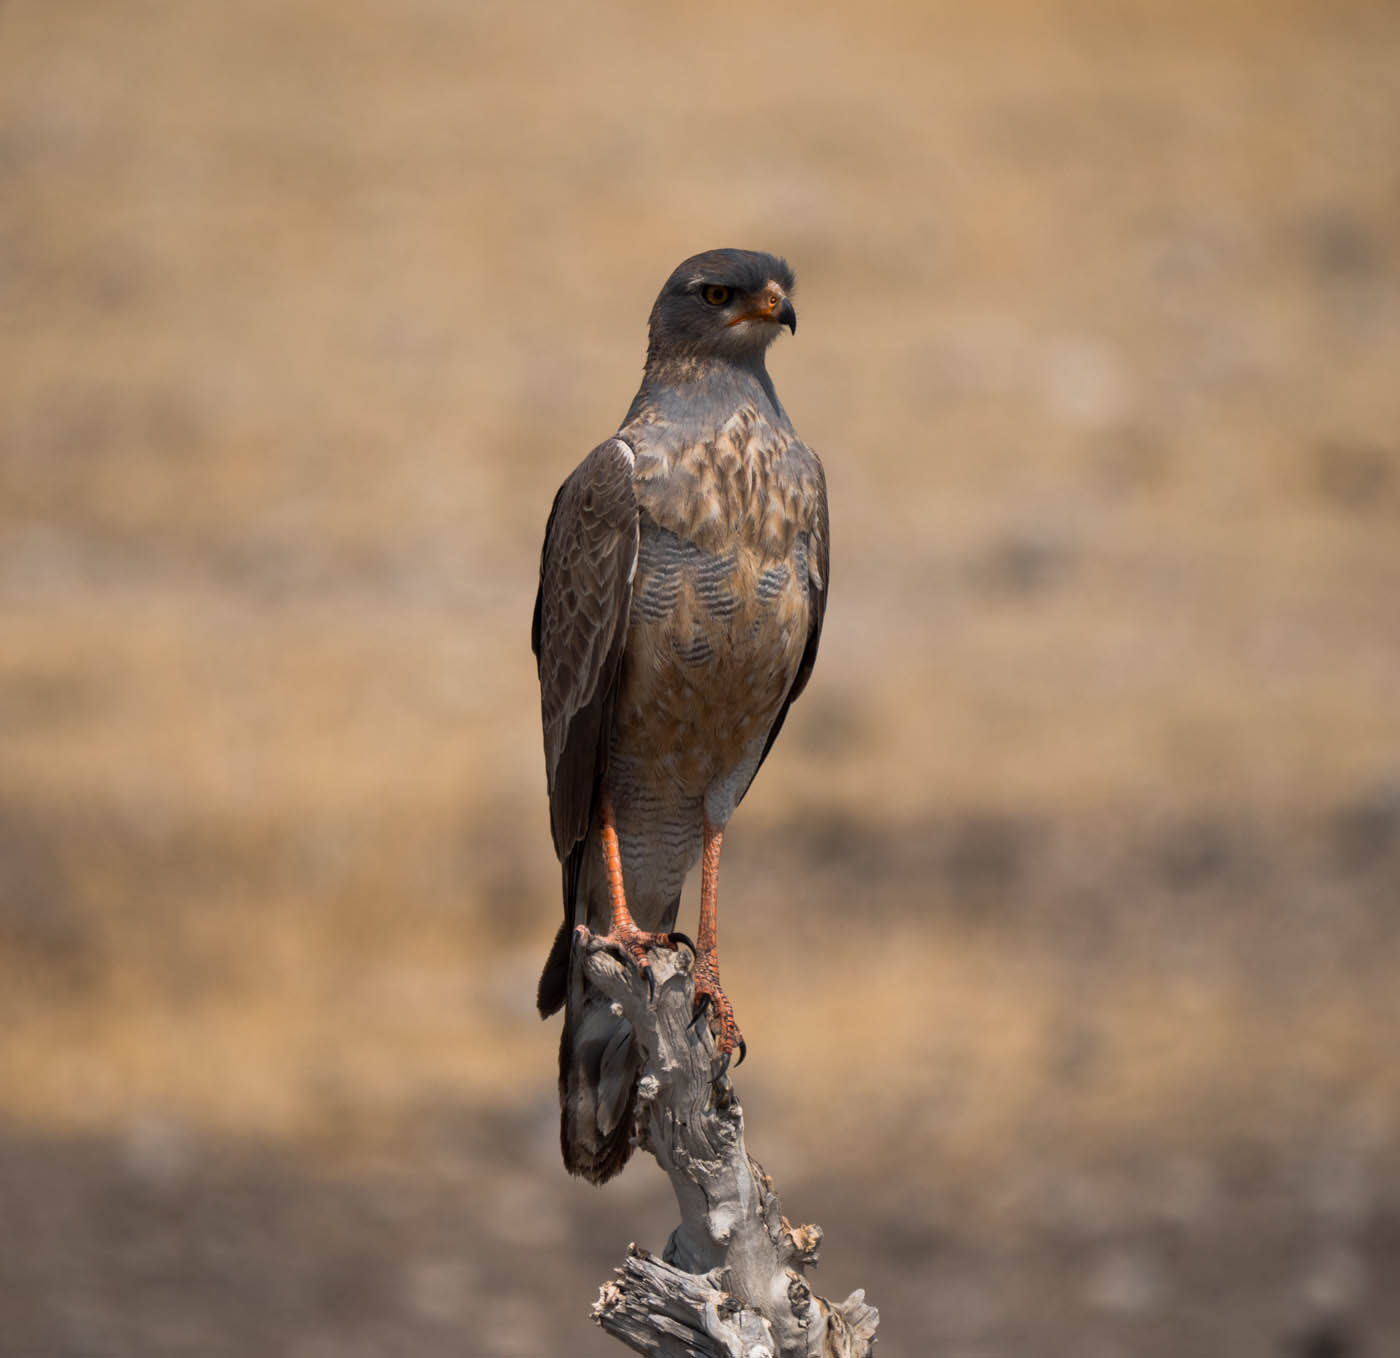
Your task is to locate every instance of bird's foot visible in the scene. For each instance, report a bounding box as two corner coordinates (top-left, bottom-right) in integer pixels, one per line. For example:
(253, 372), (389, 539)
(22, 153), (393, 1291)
(691, 963), (746, 1078)
(577, 923), (685, 1002)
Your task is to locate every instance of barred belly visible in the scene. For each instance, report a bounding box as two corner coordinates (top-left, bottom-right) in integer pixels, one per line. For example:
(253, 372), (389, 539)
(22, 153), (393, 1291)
(604, 519), (810, 909)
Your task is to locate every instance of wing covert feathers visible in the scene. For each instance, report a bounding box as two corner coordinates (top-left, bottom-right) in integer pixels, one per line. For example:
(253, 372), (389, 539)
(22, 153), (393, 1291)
(532, 438), (639, 863)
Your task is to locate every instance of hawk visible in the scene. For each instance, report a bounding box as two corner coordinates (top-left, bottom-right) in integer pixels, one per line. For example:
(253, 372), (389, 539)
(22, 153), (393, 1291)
(532, 249), (829, 1184)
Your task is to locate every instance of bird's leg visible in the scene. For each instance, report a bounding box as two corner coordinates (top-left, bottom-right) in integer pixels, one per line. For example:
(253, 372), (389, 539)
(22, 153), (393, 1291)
(691, 814), (745, 1071)
(589, 796), (680, 998)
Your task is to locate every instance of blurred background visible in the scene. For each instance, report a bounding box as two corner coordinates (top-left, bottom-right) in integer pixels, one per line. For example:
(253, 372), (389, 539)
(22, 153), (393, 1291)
(3, 1), (1399, 1354)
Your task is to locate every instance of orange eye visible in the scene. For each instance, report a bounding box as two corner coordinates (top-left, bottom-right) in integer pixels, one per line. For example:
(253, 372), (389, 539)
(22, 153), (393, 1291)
(702, 285), (731, 306)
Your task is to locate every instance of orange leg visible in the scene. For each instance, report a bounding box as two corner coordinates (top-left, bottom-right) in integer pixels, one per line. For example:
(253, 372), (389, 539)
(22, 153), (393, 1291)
(693, 814), (745, 1069)
(591, 796), (679, 993)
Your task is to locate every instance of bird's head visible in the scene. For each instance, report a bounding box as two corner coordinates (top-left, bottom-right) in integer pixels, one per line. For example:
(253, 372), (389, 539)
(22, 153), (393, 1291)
(645, 249), (797, 369)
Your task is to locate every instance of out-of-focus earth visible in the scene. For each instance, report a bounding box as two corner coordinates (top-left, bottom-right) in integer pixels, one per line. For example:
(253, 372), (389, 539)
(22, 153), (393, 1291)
(3, 2), (1399, 1354)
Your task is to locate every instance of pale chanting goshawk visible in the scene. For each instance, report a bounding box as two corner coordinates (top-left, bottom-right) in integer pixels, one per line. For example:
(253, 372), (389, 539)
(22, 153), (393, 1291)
(532, 249), (829, 1184)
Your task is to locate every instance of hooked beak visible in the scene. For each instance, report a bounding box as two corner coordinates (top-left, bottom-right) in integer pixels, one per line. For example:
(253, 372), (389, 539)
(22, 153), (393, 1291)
(727, 281), (797, 334)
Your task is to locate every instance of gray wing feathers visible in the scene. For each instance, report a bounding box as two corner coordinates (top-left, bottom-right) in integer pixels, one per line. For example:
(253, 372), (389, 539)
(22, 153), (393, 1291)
(532, 438), (639, 861)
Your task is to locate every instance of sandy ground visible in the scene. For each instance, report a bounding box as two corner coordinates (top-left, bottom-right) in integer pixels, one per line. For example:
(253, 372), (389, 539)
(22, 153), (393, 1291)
(2, 1), (1399, 1354)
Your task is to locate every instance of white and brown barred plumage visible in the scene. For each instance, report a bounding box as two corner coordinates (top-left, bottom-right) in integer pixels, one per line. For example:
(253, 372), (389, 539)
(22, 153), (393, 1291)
(533, 249), (829, 1184)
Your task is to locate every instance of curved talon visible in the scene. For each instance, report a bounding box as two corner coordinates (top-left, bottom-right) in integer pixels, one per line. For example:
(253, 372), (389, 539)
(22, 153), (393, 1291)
(713, 1033), (746, 1082)
(613, 941), (658, 1001)
(691, 973), (744, 1076)
(668, 931), (696, 958)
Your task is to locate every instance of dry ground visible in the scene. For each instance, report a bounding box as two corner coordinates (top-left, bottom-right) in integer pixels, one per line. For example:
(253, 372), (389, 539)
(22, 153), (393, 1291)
(2, 1), (1399, 1354)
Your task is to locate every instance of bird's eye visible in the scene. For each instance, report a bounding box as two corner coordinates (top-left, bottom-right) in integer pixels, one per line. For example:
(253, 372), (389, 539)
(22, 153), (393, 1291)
(701, 285), (732, 307)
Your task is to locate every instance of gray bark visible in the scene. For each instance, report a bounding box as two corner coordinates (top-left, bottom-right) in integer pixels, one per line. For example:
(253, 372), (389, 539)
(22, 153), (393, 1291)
(578, 929), (879, 1357)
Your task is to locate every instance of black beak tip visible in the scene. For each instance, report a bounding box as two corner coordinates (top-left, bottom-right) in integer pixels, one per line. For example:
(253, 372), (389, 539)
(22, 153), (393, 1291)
(778, 298), (797, 334)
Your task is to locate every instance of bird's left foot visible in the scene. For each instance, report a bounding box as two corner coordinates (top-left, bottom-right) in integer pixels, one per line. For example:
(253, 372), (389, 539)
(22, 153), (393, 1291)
(691, 962), (746, 1078)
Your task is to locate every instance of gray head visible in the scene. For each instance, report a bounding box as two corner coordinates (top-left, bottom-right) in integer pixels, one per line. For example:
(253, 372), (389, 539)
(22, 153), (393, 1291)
(645, 249), (797, 369)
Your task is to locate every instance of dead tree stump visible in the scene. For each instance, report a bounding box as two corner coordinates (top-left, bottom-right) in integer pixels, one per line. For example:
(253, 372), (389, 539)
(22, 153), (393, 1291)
(577, 928), (879, 1357)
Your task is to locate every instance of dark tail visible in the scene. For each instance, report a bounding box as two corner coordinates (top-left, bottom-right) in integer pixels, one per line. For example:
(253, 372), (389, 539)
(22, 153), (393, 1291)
(537, 921), (570, 1017)
(557, 968), (640, 1183)
(538, 907), (640, 1183)
(539, 856), (673, 1184)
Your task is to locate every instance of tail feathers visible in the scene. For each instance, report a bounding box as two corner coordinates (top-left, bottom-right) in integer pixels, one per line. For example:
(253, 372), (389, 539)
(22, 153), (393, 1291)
(537, 920), (571, 1017)
(559, 985), (640, 1184)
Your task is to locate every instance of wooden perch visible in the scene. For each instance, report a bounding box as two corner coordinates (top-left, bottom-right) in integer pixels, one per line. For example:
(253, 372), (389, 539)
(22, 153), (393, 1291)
(577, 928), (879, 1357)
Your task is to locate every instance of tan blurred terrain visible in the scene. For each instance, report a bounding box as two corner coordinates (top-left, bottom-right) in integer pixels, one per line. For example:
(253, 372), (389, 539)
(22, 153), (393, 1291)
(3, 1), (1400, 1354)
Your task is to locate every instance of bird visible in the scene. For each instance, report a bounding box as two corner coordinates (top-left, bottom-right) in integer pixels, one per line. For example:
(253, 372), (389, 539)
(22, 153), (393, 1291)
(531, 248), (829, 1184)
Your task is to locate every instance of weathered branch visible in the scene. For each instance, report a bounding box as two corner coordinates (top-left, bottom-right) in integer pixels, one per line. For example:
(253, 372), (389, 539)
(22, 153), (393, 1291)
(579, 930), (879, 1357)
